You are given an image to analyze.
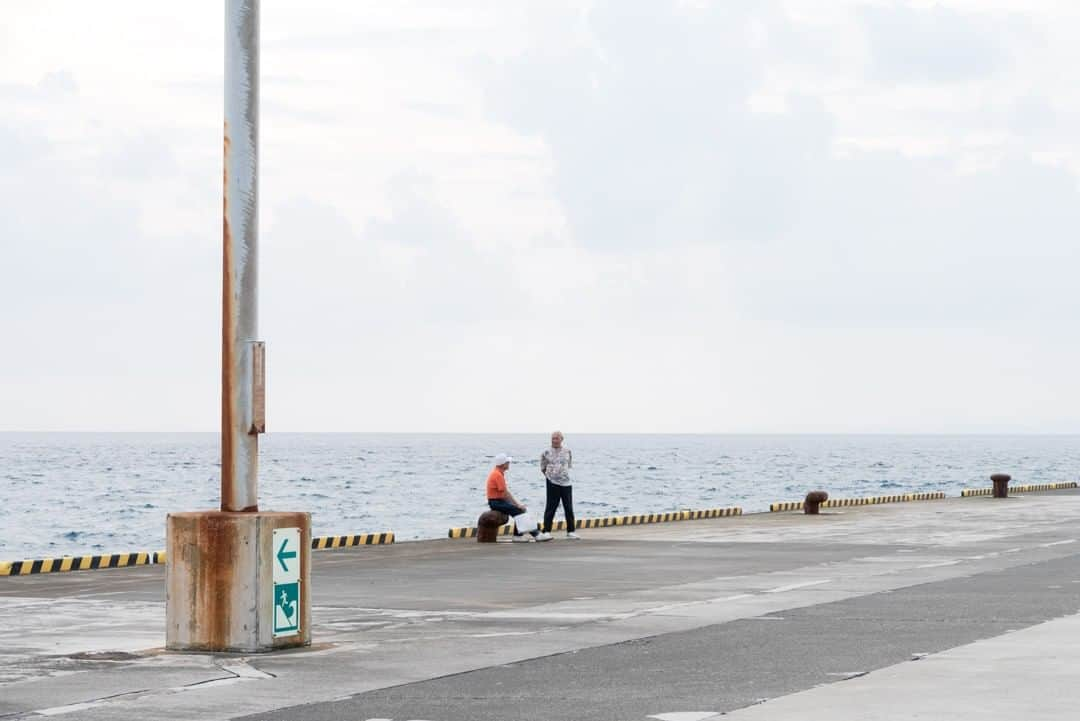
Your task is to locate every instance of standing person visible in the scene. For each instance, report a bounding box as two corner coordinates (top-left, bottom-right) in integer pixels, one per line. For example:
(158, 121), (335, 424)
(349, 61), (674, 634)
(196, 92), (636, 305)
(487, 453), (548, 543)
(541, 430), (578, 540)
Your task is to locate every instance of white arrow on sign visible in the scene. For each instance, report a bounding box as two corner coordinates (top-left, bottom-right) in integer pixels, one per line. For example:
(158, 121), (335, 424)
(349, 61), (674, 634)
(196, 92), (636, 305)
(272, 528), (300, 584)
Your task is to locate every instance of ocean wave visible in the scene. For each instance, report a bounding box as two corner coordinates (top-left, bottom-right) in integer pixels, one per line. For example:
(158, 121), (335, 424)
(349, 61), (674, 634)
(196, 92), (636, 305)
(2, 433), (1078, 557)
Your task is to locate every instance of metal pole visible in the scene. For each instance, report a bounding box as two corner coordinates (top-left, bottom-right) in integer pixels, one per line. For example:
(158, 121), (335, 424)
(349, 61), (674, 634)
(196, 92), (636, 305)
(222, 0), (262, 512)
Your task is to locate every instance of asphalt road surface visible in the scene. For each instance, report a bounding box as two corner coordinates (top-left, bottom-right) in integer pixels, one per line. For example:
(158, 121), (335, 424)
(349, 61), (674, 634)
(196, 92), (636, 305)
(242, 552), (1080, 721)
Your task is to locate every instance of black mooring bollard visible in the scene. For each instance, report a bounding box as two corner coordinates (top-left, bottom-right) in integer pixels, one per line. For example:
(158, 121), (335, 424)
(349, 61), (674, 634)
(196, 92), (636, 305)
(991, 473), (1011, 498)
(477, 510), (510, 542)
(804, 490), (829, 514)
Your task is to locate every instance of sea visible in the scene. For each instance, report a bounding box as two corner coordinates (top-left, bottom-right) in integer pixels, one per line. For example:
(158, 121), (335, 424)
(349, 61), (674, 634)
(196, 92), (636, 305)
(2, 433), (1078, 560)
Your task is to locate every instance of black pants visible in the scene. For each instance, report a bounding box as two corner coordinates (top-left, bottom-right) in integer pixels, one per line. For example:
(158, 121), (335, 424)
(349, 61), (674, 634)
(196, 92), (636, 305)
(543, 480), (574, 533)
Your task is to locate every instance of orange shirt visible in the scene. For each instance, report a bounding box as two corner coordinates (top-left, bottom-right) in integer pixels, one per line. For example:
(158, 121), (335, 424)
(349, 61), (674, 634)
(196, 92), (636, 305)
(486, 467), (507, 499)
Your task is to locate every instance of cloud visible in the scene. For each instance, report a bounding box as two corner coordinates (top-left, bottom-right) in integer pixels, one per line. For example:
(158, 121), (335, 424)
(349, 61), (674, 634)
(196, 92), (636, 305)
(733, 150), (1080, 329)
(365, 173), (461, 248)
(37, 69), (78, 94)
(0, 122), (49, 166)
(859, 4), (1016, 84)
(0, 74), (219, 429)
(478, 1), (1080, 333)
(3, 1), (1080, 432)
(483, 1), (777, 250)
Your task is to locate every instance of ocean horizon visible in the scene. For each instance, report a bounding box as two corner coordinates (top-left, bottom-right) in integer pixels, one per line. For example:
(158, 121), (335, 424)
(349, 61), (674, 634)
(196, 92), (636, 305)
(3, 432), (1078, 559)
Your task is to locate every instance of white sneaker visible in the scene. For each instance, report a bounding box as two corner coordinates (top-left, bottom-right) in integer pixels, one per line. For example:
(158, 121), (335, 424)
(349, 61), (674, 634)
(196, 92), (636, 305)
(566, 532), (580, 540)
(512, 535), (535, 543)
(537, 532), (553, 541)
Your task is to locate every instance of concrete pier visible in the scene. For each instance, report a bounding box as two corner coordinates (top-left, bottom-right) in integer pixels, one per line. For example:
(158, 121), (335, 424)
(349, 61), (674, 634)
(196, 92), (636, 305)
(2, 489), (1080, 720)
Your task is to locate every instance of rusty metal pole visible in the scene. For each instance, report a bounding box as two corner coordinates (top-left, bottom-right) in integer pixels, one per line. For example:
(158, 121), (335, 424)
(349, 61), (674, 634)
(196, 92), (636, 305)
(167, 0), (310, 653)
(223, 0), (263, 512)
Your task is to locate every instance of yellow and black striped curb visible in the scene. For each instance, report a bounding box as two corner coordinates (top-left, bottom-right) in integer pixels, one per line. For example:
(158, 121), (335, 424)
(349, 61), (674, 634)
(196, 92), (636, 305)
(448, 507), (743, 539)
(960, 481), (1078, 498)
(1, 550), (166, 577)
(769, 492), (947, 513)
(2, 532), (396, 577)
(908, 491), (947, 501)
(312, 532), (395, 549)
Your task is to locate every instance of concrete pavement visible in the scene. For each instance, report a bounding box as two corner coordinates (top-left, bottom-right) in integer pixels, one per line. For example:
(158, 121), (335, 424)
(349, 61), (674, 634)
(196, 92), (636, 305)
(720, 609), (1080, 721)
(2, 490), (1079, 720)
(246, 550), (1080, 721)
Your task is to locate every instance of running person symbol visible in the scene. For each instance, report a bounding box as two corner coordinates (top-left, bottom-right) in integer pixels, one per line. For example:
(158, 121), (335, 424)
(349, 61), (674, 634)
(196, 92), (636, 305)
(274, 583), (300, 634)
(279, 589), (295, 622)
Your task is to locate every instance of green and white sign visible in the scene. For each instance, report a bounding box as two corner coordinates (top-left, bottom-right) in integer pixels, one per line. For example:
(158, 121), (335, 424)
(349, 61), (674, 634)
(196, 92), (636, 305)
(272, 527), (301, 638)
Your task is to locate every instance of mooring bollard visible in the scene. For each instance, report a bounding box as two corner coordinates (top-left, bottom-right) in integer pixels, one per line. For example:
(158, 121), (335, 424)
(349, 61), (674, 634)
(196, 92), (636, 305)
(804, 491), (829, 515)
(477, 510), (510, 543)
(991, 473), (1011, 498)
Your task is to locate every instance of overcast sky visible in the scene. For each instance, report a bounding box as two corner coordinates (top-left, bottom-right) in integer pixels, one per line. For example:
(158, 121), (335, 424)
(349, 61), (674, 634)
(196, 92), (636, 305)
(2, 0), (1079, 433)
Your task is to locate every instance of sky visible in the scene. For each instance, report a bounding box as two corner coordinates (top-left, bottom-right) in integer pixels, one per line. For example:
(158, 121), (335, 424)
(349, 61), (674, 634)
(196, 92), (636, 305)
(2, 0), (1079, 433)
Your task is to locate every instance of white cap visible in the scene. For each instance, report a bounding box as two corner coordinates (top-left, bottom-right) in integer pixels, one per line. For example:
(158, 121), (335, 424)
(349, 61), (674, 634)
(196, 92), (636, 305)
(493, 453), (512, 466)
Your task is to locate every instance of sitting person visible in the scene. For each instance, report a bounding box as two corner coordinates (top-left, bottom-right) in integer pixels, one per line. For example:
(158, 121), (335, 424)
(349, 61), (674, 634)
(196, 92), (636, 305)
(487, 453), (548, 543)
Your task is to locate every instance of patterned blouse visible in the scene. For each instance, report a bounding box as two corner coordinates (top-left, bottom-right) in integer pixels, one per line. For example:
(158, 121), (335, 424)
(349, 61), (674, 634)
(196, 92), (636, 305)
(540, 447), (573, 486)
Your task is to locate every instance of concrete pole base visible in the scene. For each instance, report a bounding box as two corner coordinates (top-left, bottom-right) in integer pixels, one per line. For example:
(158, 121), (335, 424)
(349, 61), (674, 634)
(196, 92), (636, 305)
(166, 511), (311, 653)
